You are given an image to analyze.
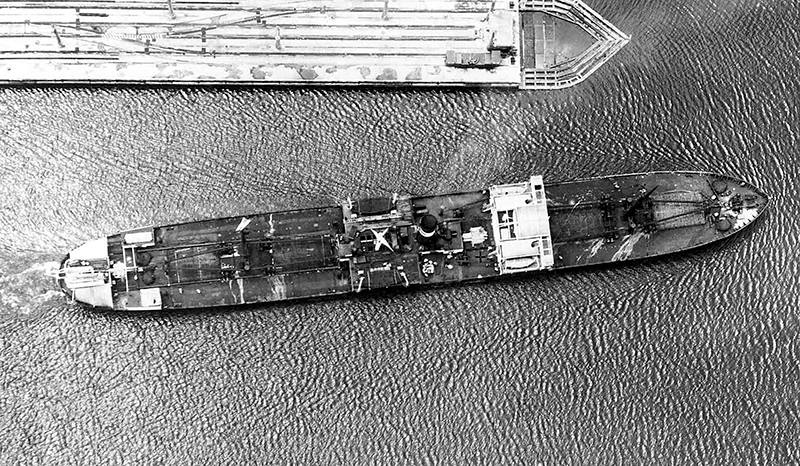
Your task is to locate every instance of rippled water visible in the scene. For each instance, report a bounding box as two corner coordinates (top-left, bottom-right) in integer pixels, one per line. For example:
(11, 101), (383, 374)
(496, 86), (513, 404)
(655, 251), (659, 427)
(1, 0), (798, 462)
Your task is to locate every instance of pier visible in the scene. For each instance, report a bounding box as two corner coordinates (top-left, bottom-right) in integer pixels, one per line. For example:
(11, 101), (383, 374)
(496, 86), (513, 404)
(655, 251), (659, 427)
(0, 0), (629, 88)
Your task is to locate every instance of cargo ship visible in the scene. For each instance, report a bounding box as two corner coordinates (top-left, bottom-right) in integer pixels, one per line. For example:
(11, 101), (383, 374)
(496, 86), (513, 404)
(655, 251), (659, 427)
(0, 0), (629, 89)
(56, 172), (768, 311)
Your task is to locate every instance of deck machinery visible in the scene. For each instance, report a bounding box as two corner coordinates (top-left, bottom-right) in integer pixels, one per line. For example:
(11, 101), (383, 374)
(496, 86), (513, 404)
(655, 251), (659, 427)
(0, 0), (629, 89)
(57, 172), (768, 311)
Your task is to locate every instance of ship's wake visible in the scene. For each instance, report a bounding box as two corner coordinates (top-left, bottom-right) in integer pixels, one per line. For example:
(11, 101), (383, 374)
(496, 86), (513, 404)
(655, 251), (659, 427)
(0, 258), (64, 320)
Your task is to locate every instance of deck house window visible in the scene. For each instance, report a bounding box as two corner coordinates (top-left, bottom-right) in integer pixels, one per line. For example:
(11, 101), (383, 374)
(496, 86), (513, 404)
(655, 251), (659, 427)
(533, 184), (545, 203)
(497, 209), (516, 240)
(541, 236), (552, 256)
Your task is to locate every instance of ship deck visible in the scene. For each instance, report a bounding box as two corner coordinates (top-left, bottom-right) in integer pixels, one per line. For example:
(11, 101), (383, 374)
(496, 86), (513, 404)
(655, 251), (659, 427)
(106, 206), (353, 309)
(102, 188), (505, 309)
(57, 172), (767, 311)
(545, 172), (769, 268)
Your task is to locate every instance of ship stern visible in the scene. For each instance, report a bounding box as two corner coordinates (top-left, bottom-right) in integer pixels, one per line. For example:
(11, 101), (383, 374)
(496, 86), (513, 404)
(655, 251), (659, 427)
(57, 237), (114, 309)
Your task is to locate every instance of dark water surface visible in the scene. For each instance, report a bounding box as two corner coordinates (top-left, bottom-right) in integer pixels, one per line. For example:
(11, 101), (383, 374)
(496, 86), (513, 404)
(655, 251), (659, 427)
(1, 0), (798, 463)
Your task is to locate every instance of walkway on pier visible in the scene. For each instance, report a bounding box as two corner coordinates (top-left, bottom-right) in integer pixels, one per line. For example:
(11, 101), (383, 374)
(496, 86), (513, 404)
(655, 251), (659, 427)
(0, 0), (521, 86)
(519, 0), (630, 89)
(0, 0), (629, 88)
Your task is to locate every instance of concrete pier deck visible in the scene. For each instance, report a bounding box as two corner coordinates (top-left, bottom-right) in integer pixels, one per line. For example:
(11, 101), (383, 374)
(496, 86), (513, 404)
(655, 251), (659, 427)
(0, 0), (629, 88)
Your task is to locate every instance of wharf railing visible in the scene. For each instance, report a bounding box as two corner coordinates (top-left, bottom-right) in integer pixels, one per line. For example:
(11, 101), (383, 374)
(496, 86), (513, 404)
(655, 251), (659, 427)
(519, 0), (630, 89)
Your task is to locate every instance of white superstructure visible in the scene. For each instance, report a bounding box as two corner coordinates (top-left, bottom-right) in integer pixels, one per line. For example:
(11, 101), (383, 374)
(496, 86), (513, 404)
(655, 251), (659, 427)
(489, 176), (554, 274)
(60, 236), (113, 308)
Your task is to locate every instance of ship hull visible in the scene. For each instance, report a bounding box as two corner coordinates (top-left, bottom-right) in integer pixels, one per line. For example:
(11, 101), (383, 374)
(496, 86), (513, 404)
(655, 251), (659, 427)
(56, 172), (768, 311)
(546, 172), (767, 269)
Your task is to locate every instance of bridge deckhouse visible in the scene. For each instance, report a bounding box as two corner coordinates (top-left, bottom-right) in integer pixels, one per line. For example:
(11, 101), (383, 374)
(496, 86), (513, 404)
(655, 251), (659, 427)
(489, 176), (555, 274)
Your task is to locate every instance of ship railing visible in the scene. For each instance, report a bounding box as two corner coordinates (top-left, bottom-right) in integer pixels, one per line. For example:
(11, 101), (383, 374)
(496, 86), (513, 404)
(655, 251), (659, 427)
(519, 0), (629, 89)
(524, 38), (627, 89)
(521, 0), (628, 40)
